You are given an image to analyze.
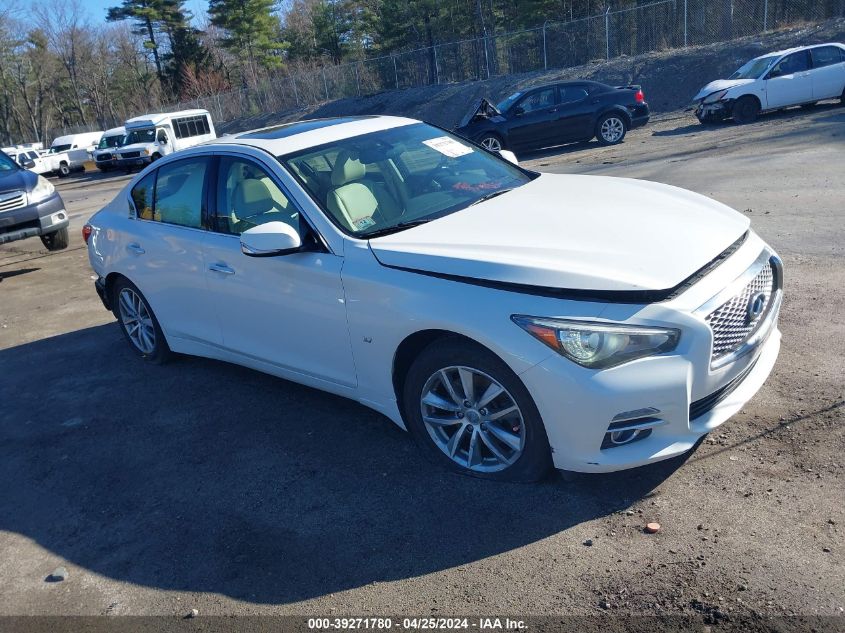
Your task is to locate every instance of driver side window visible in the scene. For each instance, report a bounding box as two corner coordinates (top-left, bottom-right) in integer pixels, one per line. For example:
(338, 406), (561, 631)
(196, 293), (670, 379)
(771, 52), (809, 76)
(516, 88), (556, 114)
(215, 157), (299, 236)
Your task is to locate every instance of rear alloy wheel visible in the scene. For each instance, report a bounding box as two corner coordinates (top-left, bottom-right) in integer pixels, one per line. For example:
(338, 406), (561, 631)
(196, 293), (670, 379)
(478, 134), (503, 152)
(403, 338), (552, 482)
(732, 96), (760, 124)
(113, 278), (170, 364)
(596, 114), (627, 145)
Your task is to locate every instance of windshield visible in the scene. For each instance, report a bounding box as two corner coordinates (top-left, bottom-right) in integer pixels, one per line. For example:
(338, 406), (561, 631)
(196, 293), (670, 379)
(124, 129), (156, 145)
(98, 134), (125, 149)
(730, 55), (778, 80)
(281, 123), (533, 238)
(49, 144), (71, 153)
(0, 151), (17, 172)
(496, 91), (523, 112)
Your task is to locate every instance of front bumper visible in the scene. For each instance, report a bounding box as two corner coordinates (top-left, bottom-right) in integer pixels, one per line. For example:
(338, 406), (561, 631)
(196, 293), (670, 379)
(0, 193), (69, 245)
(116, 155), (153, 168)
(695, 99), (733, 122)
(520, 243), (782, 473)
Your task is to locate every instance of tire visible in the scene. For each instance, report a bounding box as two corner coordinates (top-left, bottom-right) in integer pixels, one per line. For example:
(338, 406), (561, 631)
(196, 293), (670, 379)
(595, 113), (627, 145)
(151, 153), (161, 162)
(58, 162), (70, 178)
(112, 277), (171, 364)
(40, 227), (69, 251)
(732, 96), (760, 124)
(402, 337), (553, 482)
(477, 134), (504, 153)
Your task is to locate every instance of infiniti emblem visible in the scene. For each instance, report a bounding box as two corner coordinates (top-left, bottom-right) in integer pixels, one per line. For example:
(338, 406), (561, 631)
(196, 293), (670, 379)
(746, 292), (767, 324)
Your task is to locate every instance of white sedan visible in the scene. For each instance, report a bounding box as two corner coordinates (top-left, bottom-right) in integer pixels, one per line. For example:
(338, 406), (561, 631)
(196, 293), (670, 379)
(84, 116), (783, 481)
(693, 42), (845, 124)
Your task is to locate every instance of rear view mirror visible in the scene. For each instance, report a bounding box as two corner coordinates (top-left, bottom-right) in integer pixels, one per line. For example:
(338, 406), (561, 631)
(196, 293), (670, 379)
(498, 150), (519, 166)
(240, 221), (302, 257)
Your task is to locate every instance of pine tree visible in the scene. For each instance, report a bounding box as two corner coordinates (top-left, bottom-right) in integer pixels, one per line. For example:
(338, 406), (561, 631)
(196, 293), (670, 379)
(208, 0), (285, 85)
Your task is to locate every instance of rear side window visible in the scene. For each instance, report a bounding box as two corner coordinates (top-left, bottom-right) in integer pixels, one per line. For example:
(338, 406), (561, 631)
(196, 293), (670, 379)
(811, 46), (844, 68)
(131, 172), (155, 219)
(559, 85), (589, 104)
(132, 158), (209, 228)
(154, 158), (209, 228)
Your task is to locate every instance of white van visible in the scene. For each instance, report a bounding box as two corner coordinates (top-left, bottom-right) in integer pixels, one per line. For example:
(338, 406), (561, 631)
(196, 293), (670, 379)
(41, 131), (103, 177)
(92, 126), (127, 172)
(116, 109), (216, 170)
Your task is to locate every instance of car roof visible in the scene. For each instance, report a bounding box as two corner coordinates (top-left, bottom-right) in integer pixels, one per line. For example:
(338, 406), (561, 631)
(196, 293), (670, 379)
(758, 42), (844, 59)
(213, 115), (420, 156)
(125, 109), (210, 127)
(103, 126), (126, 136)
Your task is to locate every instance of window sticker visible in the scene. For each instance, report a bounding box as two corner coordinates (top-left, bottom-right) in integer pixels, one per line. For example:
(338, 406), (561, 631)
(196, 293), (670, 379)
(422, 136), (473, 158)
(353, 216), (376, 230)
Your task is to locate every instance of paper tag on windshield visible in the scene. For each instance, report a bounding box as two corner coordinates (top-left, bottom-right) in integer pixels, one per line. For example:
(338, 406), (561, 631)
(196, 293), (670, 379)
(423, 136), (473, 158)
(353, 216), (376, 230)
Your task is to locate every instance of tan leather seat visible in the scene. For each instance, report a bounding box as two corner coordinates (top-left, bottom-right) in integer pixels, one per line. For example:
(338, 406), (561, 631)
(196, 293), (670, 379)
(326, 151), (380, 231)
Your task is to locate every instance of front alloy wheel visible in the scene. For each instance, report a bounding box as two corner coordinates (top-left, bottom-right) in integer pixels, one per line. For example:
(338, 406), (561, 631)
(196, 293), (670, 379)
(403, 338), (552, 481)
(479, 135), (503, 152)
(421, 366), (525, 473)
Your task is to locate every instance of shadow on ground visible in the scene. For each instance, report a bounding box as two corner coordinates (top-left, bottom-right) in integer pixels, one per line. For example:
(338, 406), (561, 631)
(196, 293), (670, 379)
(0, 325), (691, 604)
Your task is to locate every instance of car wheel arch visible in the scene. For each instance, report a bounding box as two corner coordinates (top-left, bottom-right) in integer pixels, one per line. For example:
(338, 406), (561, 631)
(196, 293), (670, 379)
(391, 329), (512, 424)
(598, 106), (632, 127)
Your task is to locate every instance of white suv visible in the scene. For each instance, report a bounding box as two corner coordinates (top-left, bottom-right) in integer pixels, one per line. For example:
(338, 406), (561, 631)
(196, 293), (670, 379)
(693, 43), (845, 124)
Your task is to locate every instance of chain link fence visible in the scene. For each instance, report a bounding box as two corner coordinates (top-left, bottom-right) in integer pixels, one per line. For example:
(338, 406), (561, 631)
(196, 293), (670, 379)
(168, 0), (844, 125)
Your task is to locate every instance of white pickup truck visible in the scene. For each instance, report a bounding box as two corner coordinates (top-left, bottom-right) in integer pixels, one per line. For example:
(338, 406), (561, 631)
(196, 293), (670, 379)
(40, 132), (103, 177)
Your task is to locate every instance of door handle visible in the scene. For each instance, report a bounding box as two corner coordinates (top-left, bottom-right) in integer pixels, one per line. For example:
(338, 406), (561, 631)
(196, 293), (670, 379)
(209, 263), (235, 275)
(126, 243), (145, 255)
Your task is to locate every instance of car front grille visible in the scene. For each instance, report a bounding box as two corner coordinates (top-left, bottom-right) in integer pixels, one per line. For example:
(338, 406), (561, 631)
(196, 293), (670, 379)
(705, 259), (776, 363)
(96, 153), (112, 161)
(0, 190), (26, 213)
(120, 151), (141, 159)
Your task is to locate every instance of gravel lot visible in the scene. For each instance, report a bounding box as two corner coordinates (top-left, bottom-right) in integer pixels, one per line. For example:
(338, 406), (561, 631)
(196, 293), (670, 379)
(0, 103), (842, 628)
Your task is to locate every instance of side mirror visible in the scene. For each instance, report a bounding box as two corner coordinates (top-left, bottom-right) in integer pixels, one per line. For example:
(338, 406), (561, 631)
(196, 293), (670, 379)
(766, 68), (782, 79)
(498, 150), (519, 166)
(512, 105), (525, 116)
(24, 160), (36, 169)
(240, 221), (302, 257)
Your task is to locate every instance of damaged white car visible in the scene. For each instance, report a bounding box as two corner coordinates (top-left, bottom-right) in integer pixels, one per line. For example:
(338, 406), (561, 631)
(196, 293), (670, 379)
(84, 116), (783, 481)
(693, 43), (845, 124)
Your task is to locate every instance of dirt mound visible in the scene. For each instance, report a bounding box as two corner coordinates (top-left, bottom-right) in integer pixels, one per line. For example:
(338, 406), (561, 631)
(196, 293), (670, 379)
(218, 17), (845, 134)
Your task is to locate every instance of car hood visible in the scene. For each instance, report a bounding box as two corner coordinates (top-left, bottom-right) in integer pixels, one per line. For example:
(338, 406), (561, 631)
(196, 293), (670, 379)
(456, 98), (504, 129)
(0, 168), (35, 194)
(693, 78), (755, 101)
(369, 174), (750, 294)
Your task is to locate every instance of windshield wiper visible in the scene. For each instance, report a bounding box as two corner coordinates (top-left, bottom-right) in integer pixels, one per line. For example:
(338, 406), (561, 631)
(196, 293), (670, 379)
(363, 218), (434, 239)
(468, 188), (514, 207)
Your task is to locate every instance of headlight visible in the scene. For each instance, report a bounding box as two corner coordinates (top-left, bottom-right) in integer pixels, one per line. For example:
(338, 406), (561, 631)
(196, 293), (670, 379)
(143, 148), (151, 155)
(28, 175), (55, 204)
(511, 316), (680, 369)
(702, 89), (728, 104)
